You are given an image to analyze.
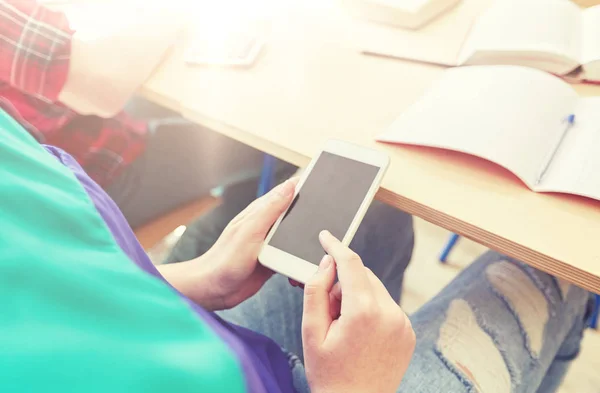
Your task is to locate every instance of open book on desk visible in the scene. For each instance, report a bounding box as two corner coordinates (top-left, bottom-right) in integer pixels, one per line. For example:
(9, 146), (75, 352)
(364, 0), (600, 83)
(377, 66), (600, 201)
(458, 0), (600, 82)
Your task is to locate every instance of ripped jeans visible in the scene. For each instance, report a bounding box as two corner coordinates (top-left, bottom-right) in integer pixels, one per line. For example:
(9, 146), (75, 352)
(220, 249), (592, 393)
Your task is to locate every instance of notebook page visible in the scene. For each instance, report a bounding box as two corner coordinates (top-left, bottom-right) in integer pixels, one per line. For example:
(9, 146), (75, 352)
(457, 0), (581, 74)
(536, 97), (600, 201)
(377, 66), (577, 188)
(581, 6), (600, 80)
(582, 6), (600, 64)
(357, 0), (490, 67)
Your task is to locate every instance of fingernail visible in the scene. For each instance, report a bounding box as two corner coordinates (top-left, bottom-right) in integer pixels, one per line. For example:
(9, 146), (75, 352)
(276, 180), (294, 198)
(319, 230), (332, 243)
(318, 255), (332, 271)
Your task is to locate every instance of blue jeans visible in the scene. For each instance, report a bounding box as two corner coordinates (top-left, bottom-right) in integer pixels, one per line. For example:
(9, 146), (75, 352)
(220, 245), (592, 392)
(216, 200), (415, 361)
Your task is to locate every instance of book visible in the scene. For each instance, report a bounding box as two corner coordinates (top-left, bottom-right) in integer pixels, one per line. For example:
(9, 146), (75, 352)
(343, 0), (463, 29)
(378, 65), (600, 201)
(361, 0), (600, 83)
(457, 0), (600, 82)
(357, 0), (490, 67)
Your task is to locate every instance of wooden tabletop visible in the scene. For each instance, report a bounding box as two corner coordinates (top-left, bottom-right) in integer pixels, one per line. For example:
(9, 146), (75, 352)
(140, 0), (600, 293)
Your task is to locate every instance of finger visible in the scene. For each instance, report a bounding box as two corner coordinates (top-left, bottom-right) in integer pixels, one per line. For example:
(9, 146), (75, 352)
(329, 282), (342, 319)
(287, 175), (301, 184)
(241, 178), (298, 236)
(228, 177), (300, 229)
(302, 255), (336, 347)
(365, 268), (397, 306)
(319, 230), (370, 295)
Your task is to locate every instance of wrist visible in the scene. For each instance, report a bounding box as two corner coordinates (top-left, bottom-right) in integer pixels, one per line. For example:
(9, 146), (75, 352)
(157, 258), (224, 311)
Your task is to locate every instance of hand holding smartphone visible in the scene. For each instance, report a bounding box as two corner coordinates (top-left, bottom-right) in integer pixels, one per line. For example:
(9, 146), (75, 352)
(259, 140), (389, 284)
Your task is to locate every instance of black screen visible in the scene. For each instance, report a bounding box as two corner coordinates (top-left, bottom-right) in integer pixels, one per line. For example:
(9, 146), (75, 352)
(268, 152), (379, 265)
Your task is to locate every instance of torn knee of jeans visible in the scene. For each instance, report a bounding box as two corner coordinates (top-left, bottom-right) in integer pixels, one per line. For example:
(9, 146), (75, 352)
(436, 299), (511, 393)
(521, 264), (559, 312)
(486, 261), (549, 359)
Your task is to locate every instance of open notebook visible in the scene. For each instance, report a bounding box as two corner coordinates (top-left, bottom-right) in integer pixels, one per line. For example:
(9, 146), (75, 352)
(363, 0), (600, 82)
(458, 0), (600, 82)
(378, 66), (600, 201)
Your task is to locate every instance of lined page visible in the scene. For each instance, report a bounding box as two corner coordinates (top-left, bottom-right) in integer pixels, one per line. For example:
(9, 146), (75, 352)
(537, 97), (600, 201)
(458, 0), (581, 74)
(378, 66), (577, 188)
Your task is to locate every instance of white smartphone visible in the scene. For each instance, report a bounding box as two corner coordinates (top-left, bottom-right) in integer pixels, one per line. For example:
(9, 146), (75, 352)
(259, 140), (390, 284)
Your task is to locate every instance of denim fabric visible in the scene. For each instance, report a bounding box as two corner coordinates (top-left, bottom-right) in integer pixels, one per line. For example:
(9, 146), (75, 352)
(217, 200), (414, 360)
(239, 251), (591, 393)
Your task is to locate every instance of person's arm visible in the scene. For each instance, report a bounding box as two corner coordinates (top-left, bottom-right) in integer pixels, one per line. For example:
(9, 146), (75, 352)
(156, 174), (415, 391)
(0, 0), (73, 102)
(0, 0), (188, 117)
(58, 1), (190, 117)
(158, 178), (298, 311)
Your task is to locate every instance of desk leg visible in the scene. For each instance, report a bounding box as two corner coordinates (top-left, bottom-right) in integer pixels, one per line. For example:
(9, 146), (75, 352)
(590, 294), (599, 329)
(439, 233), (460, 263)
(257, 155), (276, 197)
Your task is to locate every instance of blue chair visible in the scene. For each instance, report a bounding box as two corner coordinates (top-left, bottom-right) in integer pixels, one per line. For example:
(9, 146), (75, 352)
(439, 233), (460, 263)
(257, 154), (276, 197)
(591, 294), (599, 329)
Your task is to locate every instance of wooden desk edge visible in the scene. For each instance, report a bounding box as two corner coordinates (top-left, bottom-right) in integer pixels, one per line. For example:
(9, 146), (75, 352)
(377, 188), (600, 294)
(173, 105), (600, 294)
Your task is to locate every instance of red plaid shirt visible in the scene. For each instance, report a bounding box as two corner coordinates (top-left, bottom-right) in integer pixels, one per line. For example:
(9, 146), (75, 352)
(0, 0), (148, 186)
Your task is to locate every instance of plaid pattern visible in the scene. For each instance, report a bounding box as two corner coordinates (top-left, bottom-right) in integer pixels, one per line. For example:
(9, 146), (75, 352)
(0, 0), (148, 186)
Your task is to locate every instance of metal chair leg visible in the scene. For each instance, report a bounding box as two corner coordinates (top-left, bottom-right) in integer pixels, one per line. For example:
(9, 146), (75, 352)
(257, 154), (276, 197)
(439, 233), (460, 263)
(590, 293), (599, 329)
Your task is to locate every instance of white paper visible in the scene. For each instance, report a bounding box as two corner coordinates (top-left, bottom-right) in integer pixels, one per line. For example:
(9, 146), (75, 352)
(378, 66), (577, 188)
(357, 0), (490, 67)
(537, 97), (600, 200)
(581, 6), (600, 64)
(458, 0), (581, 74)
(580, 6), (600, 81)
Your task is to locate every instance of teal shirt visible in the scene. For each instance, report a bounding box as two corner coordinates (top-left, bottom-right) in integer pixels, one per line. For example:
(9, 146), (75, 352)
(0, 109), (248, 392)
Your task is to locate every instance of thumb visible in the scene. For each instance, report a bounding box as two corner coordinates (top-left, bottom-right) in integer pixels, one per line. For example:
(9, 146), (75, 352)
(243, 178), (297, 237)
(302, 255), (336, 348)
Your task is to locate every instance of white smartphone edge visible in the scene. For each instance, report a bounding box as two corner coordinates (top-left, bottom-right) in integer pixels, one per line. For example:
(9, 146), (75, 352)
(258, 139), (390, 284)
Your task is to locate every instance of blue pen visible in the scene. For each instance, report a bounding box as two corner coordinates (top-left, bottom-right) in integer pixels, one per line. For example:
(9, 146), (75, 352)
(535, 114), (575, 185)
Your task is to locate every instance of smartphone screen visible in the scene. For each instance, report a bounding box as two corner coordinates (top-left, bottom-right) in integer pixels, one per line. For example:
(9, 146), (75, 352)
(268, 152), (380, 265)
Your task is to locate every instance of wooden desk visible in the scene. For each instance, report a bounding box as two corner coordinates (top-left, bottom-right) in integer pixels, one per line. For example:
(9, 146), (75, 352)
(141, 0), (600, 293)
